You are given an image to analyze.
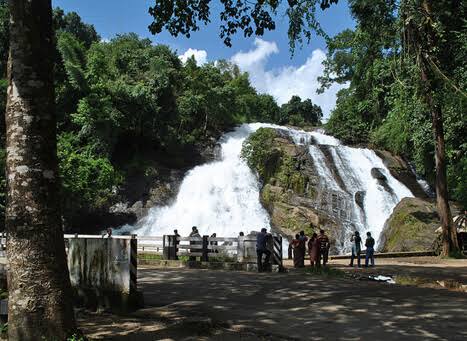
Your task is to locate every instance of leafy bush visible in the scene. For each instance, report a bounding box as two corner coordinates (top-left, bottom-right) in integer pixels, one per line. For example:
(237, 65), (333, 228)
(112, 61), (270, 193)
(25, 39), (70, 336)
(58, 133), (122, 212)
(241, 128), (280, 181)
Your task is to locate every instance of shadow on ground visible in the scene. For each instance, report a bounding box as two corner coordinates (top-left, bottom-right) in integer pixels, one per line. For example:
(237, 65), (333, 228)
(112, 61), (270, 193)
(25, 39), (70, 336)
(79, 267), (467, 340)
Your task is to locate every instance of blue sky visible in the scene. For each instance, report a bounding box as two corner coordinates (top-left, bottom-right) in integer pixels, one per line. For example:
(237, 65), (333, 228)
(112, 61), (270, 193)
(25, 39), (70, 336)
(53, 0), (354, 117)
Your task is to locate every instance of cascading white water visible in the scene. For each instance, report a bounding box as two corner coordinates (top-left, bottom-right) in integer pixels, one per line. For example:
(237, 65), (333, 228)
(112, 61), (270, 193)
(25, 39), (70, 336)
(122, 123), (414, 252)
(285, 128), (413, 250)
(121, 123), (271, 237)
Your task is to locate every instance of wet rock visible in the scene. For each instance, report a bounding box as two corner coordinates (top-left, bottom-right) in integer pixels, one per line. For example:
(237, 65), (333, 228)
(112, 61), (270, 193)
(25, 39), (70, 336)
(355, 191), (365, 210)
(371, 168), (387, 181)
(242, 128), (343, 254)
(378, 197), (440, 252)
(374, 150), (430, 199)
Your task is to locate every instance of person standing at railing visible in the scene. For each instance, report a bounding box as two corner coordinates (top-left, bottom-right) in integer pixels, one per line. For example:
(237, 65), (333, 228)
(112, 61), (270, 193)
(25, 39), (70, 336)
(174, 229), (180, 260)
(102, 228), (112, 238)
(256, 228), (271, 272)
(189, 226), (201, 261)
(210, 233), (218, 253)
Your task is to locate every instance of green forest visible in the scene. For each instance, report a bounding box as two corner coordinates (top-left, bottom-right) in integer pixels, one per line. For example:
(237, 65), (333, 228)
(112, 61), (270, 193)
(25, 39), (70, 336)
(0, 1), (464, 233)
(321, 0), (466, 206)
(0, 4), (323, 231)
(1, 0), (466, 339)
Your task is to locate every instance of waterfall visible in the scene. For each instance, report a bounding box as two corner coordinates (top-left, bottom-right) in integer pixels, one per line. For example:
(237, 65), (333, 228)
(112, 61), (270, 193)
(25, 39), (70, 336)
(120, 123), (271, 238)
(286, 128), (413, 250)
(121, 123), (414, 252)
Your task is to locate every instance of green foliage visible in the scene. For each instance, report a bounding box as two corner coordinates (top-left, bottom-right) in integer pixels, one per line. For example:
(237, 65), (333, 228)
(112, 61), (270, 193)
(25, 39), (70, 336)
(148, 0), (332, 50)
(242, 128), (309, 195)
(57, 133), (122, 214)
(280, 95), (323, 126)
(241, 128), (279, 181)
(0, 8), (325, 230)
(53, 8), (99, 48)
(322, 0), (466, 207)
(326, 89), (370, 144)
(57, 32), (88, 91)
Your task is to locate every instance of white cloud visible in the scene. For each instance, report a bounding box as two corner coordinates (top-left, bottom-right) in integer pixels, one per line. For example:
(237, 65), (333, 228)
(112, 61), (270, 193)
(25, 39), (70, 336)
(230, 38), (347, 119)
(179, 48), (208, 65)
(231, 39), (278, 69)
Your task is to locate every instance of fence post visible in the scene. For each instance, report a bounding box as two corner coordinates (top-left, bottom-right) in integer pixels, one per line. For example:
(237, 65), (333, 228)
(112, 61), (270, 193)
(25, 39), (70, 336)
(272, 235), (283, 269)
(201, 235), (209, 262)
(130, 234), (137, 293)
(237, 236), (244, 262)
(163, 235), (177, 260)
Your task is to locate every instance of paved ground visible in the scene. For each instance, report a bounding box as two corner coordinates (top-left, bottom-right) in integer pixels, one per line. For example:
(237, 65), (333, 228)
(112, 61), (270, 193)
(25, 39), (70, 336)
(80, 260), (467, 340)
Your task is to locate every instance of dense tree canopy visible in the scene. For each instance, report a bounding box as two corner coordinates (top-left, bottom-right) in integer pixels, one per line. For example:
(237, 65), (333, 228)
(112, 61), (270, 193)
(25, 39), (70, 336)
(0, 5), (323, 230)
(321, 0), (466, 209)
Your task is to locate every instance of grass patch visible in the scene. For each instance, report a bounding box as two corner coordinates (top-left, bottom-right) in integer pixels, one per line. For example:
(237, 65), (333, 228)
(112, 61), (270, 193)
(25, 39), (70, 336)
(138, 253), (164, 260)
(395, 275), (430, 286)
(445, 250), (467, 259)
(138, 253), (236, 263)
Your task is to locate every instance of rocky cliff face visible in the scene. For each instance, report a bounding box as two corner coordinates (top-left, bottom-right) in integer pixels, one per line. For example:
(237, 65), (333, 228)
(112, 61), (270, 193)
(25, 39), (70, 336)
(241, 128), (344, 253)
(374, 150), (431, 199)
(242, 127), (431, 253)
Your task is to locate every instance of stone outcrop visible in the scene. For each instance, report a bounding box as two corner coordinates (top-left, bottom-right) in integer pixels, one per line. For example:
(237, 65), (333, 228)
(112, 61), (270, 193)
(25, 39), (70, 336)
(378, 197), (440, 252)
(379, 197), (462, 253)
(374, 150), (430, 199)
(241, 128), (343, 253)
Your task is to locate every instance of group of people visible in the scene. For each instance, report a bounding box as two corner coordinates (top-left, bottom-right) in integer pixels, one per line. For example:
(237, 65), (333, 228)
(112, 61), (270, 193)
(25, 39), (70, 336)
(184, 226), (246, 261)
(290, 229), (330, 268)
(289, 229), (376, 268)
(349, 231), (375, 267)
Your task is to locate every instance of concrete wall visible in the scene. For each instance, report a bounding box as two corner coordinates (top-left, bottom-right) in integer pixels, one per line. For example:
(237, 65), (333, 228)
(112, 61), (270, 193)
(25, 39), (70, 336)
(67, 237), (135, 294)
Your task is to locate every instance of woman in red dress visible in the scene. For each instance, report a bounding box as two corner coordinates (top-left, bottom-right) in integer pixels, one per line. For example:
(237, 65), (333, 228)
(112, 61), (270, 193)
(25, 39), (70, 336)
(307, 232), (319, 267)
(291, 234), (301, 268)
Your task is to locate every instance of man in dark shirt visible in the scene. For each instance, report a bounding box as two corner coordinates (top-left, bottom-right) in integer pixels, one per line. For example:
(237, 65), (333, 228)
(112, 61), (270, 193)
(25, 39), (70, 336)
(365, 232), (375, 267)
(256, 228), (271, 272)
(317, 229), (330, 267)
(173, 229), (180, 260)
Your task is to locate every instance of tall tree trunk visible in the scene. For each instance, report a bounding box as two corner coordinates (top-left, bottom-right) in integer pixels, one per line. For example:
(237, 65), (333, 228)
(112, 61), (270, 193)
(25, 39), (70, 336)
(420, 63), (459, 256)
(418, 0), (459, 256)
(5, 1), (77, 339)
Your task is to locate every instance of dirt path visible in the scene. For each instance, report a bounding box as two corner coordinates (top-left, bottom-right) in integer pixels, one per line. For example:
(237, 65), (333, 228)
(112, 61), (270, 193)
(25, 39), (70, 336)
(80, 263), (467, 340)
